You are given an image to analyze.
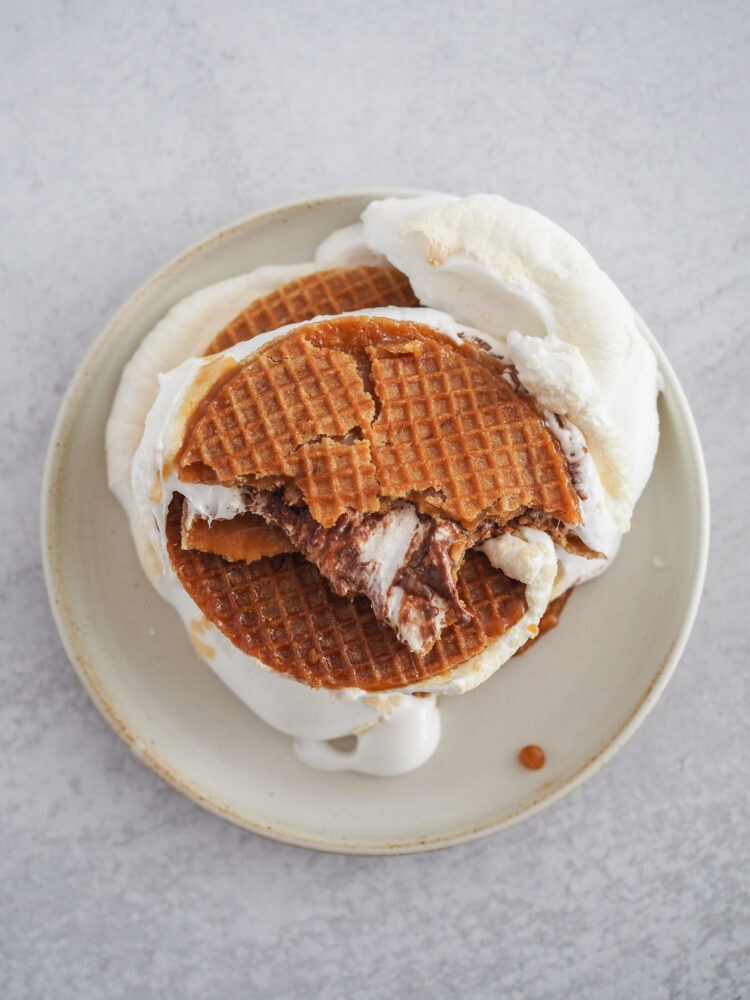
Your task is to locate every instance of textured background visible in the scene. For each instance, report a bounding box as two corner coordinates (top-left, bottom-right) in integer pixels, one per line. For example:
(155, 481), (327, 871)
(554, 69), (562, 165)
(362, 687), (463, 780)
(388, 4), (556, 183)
(2, 1), (748, 997)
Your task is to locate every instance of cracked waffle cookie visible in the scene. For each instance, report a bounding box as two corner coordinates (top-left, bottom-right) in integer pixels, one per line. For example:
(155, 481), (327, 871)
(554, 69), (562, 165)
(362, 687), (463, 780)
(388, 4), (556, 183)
(180, 264), (418, 556)
(167, 496), (527, 691)
(178, 314), (581, 531)
(169, 263), (580, 680)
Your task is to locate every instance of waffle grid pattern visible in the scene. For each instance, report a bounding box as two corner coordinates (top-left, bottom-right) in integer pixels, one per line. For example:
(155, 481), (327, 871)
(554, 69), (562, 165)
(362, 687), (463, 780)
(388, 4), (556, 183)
(168, 498), (527, 691)
(184, 341), (374, 486)
(205, 266), (419, 355)
(182, 315), (580, 530)
(166, 265), (577, 687)
(285, 438), (380, 526)
(367, 340), (578, 525)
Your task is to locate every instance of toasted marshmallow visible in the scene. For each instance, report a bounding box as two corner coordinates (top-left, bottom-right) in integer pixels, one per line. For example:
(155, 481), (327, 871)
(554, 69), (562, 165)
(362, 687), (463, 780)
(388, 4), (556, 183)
(319, 193), (661, 531)
(107, 193), (661, 775)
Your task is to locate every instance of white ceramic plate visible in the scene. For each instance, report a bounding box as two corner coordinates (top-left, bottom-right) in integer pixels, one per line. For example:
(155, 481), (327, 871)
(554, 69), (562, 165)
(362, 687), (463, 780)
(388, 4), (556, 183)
(42, 191), (709, 854)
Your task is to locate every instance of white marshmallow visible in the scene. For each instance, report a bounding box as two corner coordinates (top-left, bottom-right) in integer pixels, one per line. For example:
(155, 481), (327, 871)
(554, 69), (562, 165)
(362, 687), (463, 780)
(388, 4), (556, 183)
(107, 193), (661, 775)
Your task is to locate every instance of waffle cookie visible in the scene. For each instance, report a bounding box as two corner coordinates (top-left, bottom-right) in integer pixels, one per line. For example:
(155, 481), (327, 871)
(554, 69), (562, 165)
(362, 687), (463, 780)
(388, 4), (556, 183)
(182, 266), (418, 561)
(167, 496), (528, 691)
(179, 315), (581, 531)
(204, 265), (419, 355)
(168, 264), (581, 685)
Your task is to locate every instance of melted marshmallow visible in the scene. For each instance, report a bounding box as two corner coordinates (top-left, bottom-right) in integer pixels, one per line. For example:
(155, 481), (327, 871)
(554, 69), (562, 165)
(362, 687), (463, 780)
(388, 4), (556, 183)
(107, 193), (661, 776)
(318, 193), (662, 532)
(294, 696), (441, 776)
(128, 301), (623, 694)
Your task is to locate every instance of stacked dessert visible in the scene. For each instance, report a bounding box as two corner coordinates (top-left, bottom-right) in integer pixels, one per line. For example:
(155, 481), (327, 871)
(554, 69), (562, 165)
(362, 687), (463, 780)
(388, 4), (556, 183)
(107, 193), (660, 775)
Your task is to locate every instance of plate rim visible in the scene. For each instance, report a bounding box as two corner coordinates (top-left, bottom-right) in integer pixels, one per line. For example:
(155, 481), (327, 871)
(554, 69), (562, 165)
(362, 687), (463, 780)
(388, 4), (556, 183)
(41, 190), (711, 854)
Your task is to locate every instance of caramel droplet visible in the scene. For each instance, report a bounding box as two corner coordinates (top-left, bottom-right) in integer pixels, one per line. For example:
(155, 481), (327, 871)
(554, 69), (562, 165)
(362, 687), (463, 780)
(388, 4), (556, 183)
(519, 744), (546, 770)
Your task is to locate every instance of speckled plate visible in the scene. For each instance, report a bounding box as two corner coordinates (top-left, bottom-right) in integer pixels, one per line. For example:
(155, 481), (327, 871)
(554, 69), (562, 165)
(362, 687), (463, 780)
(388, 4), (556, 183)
(41, 190), (709, 854)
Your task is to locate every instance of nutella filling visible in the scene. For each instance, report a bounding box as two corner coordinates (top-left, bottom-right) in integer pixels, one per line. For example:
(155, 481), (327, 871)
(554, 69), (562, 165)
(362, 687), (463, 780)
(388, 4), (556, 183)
(242, 488), (478, 655)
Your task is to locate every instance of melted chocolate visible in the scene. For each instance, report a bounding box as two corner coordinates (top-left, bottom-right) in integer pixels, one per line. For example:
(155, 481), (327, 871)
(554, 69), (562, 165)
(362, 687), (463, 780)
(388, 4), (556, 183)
(244, 488), (474, 653)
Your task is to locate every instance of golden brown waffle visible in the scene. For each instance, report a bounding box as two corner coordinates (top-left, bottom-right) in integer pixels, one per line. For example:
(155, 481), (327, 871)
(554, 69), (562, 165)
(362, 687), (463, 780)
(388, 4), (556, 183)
(167, 263), (576, 686)
(204, 266), (419, 355)
(282, 438), (381, 528)
(179, 315), (581, 531)
(167, 497), (527, 691)
(181, 510), (293, 563)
